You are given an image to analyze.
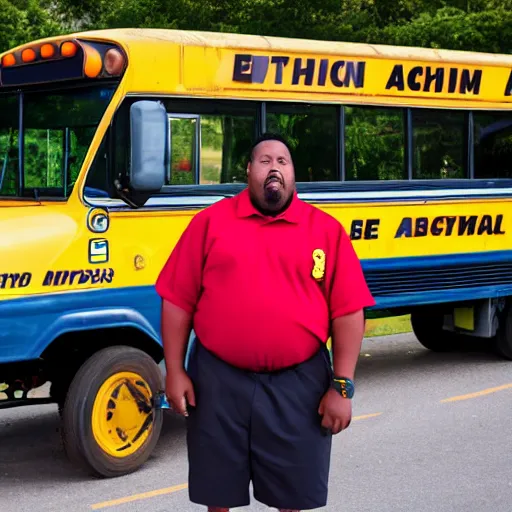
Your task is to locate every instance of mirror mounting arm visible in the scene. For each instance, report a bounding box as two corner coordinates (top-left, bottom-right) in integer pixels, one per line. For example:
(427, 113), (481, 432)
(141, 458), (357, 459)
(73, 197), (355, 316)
(114, 179), (142, 208)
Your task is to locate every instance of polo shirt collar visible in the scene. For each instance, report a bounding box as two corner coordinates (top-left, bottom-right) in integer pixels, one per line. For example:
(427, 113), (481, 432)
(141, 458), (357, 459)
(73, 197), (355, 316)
(236, 188), (302, 224)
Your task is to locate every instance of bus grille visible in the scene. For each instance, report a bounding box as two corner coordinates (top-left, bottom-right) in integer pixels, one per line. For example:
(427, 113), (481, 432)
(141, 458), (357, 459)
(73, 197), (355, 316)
(364, 262), (512, 296)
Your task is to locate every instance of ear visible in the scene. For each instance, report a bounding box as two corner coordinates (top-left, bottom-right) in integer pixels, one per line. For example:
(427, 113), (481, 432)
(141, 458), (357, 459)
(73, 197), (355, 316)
(247, 161), (251, 176)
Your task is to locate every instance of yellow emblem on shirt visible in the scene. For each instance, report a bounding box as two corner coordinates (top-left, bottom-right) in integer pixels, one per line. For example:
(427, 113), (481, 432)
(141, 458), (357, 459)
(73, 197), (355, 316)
(312, 249), (326, 281)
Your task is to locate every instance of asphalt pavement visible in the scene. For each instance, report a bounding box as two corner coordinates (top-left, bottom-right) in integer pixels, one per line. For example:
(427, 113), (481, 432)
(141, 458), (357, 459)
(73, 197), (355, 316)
(1, 333), (512, 512)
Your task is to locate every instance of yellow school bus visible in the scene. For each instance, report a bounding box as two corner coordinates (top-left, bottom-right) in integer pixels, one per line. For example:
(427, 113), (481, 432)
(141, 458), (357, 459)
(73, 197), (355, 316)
(1, 28), (512, 477)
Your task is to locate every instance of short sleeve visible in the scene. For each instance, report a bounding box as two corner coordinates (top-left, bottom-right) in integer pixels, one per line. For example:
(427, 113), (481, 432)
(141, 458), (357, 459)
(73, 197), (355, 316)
(329, 225), (376, 320)
(155, 212), (209, 314)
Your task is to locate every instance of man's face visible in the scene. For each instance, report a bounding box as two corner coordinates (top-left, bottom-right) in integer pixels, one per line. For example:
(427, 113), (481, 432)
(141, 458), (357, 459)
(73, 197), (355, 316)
(247, 140), (295, 213)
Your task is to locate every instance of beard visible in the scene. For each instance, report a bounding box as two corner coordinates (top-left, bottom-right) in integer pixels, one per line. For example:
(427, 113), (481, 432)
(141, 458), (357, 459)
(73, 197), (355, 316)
(264, 186), (282, 205)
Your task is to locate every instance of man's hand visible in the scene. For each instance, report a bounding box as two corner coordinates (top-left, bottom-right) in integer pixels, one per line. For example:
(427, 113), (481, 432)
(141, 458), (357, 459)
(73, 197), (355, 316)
(318, 388), (352, 435)
(166, 369), (196, 417)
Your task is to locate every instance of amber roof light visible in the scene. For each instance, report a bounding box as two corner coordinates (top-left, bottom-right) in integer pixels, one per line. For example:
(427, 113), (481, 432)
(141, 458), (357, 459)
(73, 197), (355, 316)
(40, 44), (55, 59)
(1, 54), (16, 67)
(1, 38), (127, 86)
(21, 49), (36, 63)
(60, 41), (78, 58)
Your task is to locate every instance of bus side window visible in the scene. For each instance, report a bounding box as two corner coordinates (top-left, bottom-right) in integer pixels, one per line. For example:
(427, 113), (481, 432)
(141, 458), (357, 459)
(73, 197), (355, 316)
(473, 112), (512, 179)
(166, 103), (256, 185)
(168, 115), (198, 185)
(411, 109), (466, 179)
(199, 113), (253, 184)
(266, 102), (338, 182)
(344, 106), (406, 181)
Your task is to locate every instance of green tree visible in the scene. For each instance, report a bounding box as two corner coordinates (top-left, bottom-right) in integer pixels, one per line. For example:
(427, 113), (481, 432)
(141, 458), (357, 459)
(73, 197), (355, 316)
(0, 0), (64, 52)
(376, 6), (512, 53)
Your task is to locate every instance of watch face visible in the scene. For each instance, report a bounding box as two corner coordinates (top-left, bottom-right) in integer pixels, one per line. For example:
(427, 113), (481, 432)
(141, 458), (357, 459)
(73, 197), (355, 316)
(333, 378), (354, 398)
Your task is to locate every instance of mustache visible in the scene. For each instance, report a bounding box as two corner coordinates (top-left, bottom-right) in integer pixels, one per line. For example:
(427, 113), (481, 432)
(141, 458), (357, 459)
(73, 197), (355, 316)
(264, 170), (284, 185)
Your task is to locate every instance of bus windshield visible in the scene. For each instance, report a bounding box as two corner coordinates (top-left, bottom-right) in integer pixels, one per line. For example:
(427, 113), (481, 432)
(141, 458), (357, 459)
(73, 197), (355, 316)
(0, 85), (115, 199)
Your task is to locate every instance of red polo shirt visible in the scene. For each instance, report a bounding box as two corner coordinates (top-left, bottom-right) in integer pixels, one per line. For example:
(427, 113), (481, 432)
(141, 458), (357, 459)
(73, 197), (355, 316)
(156, 188), (375, 371)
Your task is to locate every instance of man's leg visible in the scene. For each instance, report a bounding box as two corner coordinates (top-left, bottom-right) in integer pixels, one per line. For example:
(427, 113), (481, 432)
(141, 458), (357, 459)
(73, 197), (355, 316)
(186, 343), (254, 508)
(251, 348), (333, 511)
(207, 509), (299, 511)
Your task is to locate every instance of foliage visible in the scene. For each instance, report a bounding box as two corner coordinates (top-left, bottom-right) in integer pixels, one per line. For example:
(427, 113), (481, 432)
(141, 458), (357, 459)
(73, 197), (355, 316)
(5, 1), (512, 57)
(380, 7), (512, 54)
(3, 1), (512, 190)
(0, 0), (64, 51)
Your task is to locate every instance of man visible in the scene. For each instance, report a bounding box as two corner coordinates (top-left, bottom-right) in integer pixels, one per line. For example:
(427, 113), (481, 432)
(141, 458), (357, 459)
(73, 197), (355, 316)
(156, 133), (376, 512)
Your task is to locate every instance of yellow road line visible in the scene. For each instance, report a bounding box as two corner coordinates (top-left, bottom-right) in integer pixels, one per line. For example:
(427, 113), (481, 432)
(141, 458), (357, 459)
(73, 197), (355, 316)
(353, 412), (382, 421)
(91, 483), (188, 510)
(441, 383), (512, 403)
(90, 412), (382, 509)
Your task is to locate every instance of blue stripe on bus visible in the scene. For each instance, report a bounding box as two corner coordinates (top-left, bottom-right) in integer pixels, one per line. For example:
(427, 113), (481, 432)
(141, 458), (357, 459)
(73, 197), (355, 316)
(1, 249), (511, 364)
(0, 286), (162, 364)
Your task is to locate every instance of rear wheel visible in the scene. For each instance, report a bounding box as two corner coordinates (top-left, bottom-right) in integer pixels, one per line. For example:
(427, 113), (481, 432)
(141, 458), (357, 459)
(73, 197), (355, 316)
(495, 302), (512, 360)
(410, 309), (462, 352)
(61, 345), (163, 478)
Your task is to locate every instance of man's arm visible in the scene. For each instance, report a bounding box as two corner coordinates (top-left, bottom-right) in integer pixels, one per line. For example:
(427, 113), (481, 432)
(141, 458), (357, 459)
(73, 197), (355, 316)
(162, 300), (193, 374)
(331, 309), (365, 380)
(155, 212), (209, 416)
(327, 224), (375, 381)
(161, 300), (195, 415)
(318, 224), (375, 434)
(319, 310), (365, 434)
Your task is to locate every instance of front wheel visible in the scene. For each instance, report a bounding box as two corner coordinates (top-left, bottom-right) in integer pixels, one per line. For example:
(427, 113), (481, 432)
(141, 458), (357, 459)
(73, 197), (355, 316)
(410, 310), (462, 352)
(61, 345), (164, 478)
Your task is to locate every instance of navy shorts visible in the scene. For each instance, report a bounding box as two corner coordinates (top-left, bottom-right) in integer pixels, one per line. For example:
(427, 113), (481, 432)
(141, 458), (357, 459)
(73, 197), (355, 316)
(186, 341), (333, 510)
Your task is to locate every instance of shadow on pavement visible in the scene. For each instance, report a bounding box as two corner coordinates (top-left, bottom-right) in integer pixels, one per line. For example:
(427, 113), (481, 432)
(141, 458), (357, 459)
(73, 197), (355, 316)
(0, 404), (186, 485)
(1, 333), (509, 487)
(356, 332), (507, 382)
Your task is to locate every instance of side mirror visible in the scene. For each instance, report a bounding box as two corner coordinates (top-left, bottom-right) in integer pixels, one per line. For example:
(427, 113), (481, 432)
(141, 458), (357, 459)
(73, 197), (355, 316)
(121, 100), (168, 206)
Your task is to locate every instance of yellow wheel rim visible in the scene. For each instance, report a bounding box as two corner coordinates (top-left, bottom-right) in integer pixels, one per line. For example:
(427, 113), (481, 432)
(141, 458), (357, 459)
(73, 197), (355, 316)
(92, 372), (154, 458)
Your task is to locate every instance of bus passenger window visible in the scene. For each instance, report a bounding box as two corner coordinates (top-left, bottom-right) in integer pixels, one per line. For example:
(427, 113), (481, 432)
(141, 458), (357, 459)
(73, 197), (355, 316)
(167, 108), (257, 185)
(412, 109), (466, 179)
(169, 116), (197, 185)
(473, 112), (512, 179)
(344, 106), (406, 180)
(266, 103), (338, 182)
(200, 114), (254, 184)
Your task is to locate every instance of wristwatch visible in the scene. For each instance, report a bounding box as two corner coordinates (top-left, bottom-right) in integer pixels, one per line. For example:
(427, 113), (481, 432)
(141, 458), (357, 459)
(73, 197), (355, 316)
(331, 376), (355, 399)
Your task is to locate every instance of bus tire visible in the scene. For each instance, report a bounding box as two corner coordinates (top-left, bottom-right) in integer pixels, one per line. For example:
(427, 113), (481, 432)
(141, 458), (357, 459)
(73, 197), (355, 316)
(61, 345), (164, 478)
(410, 310), (461, 352)
(495, 303), (512, 360)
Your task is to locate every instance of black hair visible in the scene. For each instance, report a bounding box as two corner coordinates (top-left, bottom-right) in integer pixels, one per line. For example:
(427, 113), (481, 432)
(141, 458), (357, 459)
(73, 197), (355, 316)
(248, 132), (294, 163)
